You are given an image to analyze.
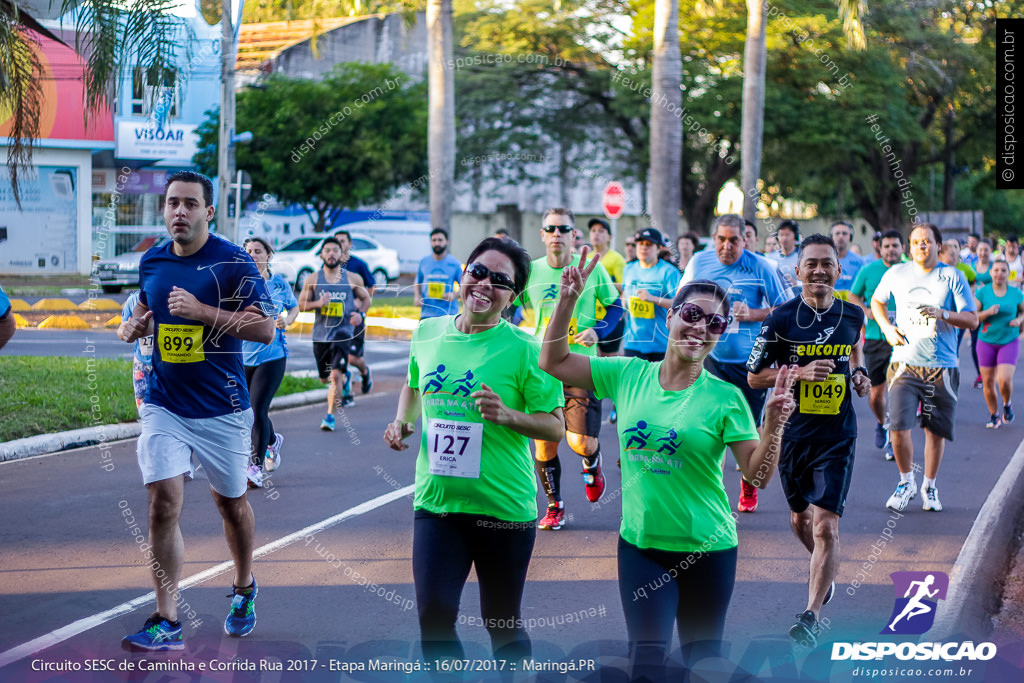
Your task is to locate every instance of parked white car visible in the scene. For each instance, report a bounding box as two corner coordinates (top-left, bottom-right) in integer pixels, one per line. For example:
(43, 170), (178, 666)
(271, 232), (401, 290)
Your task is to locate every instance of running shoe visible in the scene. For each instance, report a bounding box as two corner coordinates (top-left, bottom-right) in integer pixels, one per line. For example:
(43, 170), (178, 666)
(246, 464), (264, 489)
(884, 443), (895, 461)
(738, 479), (758, 513)
(1005, 404), (1015, 424)
(974, 375), (983, 389)
(320, 414), (336, 431)
(361, 368), (373, 394)
(986, 414), (1001, 429)
(609, 409), (617, 424)
(122, 613), (184, 652)
(874, 422), (889, 450)
(583, 456), (606, 503)
(823, 580), (836, 606)
(225, 578), (258, 637)
(265, 433), (283, 472)
(342, 370), (353, 398)
(885, 480), (917, 512)
(789, 610), (819, 648)
(538, 503), (565, 530)
(922, 486), (943, 512)
(341, 394), (355, 408)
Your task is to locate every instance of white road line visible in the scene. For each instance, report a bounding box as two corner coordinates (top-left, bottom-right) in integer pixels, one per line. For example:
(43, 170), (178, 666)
(0, 484), (415, 669)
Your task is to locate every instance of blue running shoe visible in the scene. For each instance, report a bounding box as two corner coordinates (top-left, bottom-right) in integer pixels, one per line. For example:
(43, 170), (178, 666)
(320, 414), (336, 431)
(874, 422), (889, 450)
(361, 368), (373, 394)
(225, 578), (258, 637)
(1005, 404), (1015, 424)
(122, 613), (184, 652)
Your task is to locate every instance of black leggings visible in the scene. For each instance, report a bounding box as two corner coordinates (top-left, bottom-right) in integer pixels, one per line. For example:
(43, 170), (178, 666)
(617, 536), (737, 678)
(413, 510), (536, 661)
(245, 357), (286, 468)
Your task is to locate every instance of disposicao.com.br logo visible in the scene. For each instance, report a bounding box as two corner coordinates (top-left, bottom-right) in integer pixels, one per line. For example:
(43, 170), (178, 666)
(831, 571), (997, 663)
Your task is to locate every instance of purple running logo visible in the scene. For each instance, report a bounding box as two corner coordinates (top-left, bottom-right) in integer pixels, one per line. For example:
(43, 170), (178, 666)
(881, 571), (949, 635)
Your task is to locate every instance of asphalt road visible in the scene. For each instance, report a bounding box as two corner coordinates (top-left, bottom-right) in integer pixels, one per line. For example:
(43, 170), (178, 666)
(1, 337), (1024, 682)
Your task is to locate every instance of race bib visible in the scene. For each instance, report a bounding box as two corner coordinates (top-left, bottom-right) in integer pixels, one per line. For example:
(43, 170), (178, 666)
(907, 304), (938, 338)
(157, 324), (204, 363)
(138, 335), (154, 360)
(799, 374), (846, 415)
(427, 419), (483, 478)
(427, 281), (446, 299)
(321, 301), (347, 317)
(540, 312), (578, 345)
(726, 313), (739, 335)
(629, 296), (655, 319)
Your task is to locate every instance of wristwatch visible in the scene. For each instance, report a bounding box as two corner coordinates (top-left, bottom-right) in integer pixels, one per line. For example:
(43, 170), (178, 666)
(852, 366), (869, 379)
(942, 310), (950, 321)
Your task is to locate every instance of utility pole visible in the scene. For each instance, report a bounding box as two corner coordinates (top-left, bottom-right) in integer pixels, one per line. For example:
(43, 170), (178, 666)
(216, 0), (237, 242)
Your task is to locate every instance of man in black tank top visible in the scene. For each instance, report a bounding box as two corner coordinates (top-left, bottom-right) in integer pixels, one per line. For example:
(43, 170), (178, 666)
(298, 237), (370, 430)
(746, 234), (871, 649)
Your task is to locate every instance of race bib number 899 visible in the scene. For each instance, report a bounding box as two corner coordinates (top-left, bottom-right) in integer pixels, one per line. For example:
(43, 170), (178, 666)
(426, 419), (483, 478)
(157, 324), (204, 363)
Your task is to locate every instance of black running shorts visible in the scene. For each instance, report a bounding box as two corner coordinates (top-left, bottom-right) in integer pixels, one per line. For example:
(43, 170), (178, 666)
(313, 340), (352, 380)
(563, 384), (603, 438)
(779, 437), (857, 516)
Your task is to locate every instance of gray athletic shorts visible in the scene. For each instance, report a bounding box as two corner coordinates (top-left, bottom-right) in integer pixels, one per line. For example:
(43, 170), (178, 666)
(137, 403), (253, 498)
(886, 363), (959, 441)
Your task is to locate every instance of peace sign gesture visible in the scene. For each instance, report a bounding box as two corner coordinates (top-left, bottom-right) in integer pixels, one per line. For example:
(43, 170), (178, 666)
(559, 246), (602, 303)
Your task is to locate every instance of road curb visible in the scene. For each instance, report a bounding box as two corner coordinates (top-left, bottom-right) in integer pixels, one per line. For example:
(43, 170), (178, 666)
(0, 388), (328, 463)
(929, 434), (1024, 641)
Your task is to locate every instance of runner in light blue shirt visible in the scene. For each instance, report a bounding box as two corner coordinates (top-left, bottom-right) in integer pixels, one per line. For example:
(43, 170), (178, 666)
(830, 221), (865, 298)
(415, 228), (462, 319)
(622, 227), (681, 359)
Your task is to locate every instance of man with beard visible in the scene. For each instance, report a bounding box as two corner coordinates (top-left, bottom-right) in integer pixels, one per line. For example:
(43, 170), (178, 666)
(415, 228), (463, 319)
(299, 237), (371, 428)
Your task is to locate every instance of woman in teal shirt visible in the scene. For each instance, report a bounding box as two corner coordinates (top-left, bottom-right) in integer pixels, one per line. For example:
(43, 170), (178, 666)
(539, 248), (795, 681)
(975, 260), (1024, 428)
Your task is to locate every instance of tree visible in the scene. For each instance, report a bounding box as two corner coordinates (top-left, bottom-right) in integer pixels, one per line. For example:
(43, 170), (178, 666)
(194, 63), (428, 231)
(649, 0), (682, 237)
(1, 0), (180, 204)
(427, 0), (454, 229)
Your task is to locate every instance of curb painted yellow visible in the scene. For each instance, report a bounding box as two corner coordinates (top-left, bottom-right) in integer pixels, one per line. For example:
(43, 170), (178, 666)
(13, 313), (31, 328)
(37, 315), (91, 330)
(30, 298), (79, 311)
(286, 320), (313, 335)
(78, 298), (121, 311)
(9, 299), (30, 312)
(105, 315), (123, 328)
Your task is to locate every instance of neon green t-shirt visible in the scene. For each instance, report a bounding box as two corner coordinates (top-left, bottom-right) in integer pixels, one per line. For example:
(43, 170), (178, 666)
(408, 316), (564, 522)
(520, 254), (619, 357)
(591, 356), (759, 552)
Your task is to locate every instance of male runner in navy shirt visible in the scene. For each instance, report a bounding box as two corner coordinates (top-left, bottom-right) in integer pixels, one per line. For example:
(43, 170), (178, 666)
(119, 171), (275, 650)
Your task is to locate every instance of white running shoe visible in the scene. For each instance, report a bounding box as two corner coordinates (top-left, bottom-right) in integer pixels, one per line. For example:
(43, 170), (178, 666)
(885, 480), (917, 511)
(246, 464), (264, 489)
(265, 433), (284, 472)
(922, 486), (943, 511)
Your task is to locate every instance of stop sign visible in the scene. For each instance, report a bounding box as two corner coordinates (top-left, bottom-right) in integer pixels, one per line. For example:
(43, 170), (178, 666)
(603, 182), (626, 220)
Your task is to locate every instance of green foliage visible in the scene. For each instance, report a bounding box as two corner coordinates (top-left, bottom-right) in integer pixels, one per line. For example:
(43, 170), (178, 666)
(194, 63), (428, 231)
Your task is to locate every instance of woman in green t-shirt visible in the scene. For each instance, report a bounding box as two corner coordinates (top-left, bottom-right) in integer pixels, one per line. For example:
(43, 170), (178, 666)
(539, 249), (796, 679)
(384, 237), (565, 662)
(974, 260), (1024, 428)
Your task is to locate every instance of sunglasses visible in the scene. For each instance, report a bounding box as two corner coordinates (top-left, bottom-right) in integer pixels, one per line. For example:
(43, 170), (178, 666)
(674, 302), (729, 335)
(465, 262), (516, 291)
(542, 225), (574, 234)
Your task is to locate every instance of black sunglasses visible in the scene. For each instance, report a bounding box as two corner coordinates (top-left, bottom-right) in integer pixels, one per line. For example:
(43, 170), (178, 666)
(674, 302), (729, 335)
(542, 225), (574, 234)
(465, 262), (516, 291)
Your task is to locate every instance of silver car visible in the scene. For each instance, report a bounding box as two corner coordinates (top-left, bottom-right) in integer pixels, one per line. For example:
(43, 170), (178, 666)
(90, 236), (168, 293)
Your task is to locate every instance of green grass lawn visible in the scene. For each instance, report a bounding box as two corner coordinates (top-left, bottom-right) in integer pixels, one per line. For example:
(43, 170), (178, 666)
(0, 357), (323, 442)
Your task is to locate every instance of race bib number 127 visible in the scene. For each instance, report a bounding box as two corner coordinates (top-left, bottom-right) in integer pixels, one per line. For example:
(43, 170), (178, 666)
(426, 419), (483, 478)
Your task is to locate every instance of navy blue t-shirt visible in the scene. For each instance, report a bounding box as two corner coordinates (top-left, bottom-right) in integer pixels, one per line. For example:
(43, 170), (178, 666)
(140, 235), (275, 418)
(746, 296), (865, 442)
